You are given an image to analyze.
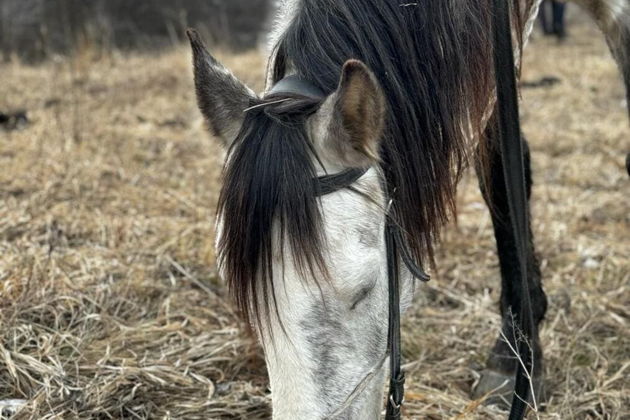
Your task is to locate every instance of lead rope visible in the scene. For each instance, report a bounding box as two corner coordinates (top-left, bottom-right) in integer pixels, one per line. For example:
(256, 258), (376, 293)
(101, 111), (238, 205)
(385, 218), (430, 420)
(491, 1), (536, 420)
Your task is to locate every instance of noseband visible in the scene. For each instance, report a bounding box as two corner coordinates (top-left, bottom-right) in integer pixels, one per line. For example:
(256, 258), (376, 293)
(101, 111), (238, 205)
(269, 75), (430, 419)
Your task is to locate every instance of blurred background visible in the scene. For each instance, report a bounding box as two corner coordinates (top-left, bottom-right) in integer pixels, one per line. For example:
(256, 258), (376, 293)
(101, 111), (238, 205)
(0, 0), (270, 61)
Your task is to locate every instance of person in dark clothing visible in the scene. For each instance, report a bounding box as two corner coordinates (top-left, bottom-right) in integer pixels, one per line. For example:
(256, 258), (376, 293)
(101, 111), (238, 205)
(539, 0), (567, 39)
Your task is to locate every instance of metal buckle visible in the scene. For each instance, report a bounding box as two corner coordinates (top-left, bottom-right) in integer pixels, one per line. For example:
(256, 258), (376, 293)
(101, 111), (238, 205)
(389, 394), (404, 410)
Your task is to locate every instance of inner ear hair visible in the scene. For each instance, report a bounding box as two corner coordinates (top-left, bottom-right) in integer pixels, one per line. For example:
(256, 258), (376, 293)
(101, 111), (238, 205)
(333, 60), (386, 167)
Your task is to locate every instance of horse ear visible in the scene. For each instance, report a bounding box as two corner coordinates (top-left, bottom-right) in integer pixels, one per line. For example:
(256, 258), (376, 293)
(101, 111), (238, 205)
(187, 29), (256, 145)
(311, 60), (386, 169)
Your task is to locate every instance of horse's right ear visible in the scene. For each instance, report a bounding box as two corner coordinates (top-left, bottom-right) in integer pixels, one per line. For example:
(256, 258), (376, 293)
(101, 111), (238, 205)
(309, 60), (385, 170)
(187, 29), (256, 145)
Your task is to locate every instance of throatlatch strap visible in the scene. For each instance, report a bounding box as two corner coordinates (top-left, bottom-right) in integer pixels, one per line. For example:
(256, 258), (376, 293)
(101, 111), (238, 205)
(491, 1), (536, 420)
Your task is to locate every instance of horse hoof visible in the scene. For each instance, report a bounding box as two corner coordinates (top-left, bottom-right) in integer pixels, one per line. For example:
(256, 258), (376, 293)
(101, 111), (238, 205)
(471, 369), (546, 408)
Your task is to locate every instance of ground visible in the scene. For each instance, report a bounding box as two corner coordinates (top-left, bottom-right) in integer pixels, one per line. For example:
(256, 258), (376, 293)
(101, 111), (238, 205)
(0, 9), (628, 420)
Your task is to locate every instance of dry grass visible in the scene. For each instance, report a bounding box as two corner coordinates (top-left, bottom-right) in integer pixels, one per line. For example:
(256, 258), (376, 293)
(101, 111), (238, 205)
(1, 10), (628, 420)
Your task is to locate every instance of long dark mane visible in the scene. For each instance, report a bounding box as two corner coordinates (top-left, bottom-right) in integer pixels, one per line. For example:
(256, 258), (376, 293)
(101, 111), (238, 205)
(219, 0), (532, 327)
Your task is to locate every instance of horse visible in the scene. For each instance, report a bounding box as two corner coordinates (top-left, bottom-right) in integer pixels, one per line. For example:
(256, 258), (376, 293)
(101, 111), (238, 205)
(187, 0), (630, 418)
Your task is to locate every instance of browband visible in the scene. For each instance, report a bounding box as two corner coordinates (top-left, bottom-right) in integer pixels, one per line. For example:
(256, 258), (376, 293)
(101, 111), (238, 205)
(315, 168), (369, 197)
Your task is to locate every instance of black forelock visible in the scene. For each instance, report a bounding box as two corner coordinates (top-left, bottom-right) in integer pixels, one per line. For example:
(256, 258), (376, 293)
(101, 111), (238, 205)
(217, 94), (327, 330)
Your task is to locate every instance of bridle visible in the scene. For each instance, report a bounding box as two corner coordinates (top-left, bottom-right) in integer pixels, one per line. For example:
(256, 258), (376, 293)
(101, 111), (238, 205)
(315, 166), (430, 420)
(267, 1), (532, 412)
(269, 75), (430, 419)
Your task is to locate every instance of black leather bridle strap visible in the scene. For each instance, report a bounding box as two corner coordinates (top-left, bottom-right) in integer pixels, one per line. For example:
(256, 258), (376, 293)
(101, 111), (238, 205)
(384, 221), (430, 420)
(393, 227), (431, 283)
(491, 1), (535, 419)
(276, 72), (430, 418)
(315, 168), (369, 196)
(385, 220), (404, 420)
(315, 169), (429, 419)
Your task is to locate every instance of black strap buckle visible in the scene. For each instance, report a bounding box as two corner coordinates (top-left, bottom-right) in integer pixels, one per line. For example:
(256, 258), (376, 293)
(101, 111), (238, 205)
(386, 372), (406, 420)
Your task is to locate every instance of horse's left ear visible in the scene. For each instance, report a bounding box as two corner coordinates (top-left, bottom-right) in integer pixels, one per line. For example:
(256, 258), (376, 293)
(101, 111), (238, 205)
(310, 60), (386, 169)
(187, 29), (256, 145)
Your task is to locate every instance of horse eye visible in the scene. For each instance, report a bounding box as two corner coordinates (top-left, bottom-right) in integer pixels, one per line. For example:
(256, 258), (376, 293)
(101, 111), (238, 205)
(350, 285), (373, 310)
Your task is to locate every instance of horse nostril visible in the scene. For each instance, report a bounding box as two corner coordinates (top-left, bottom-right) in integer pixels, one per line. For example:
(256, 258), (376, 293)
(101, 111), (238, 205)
(626, 152), (630, 178)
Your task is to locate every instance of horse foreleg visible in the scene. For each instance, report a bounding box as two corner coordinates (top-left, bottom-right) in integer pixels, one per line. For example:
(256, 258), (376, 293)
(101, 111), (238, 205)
(471, 120), (548, 406)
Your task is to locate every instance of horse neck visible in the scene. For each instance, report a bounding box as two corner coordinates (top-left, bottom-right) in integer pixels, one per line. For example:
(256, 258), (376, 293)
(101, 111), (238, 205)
(264, 0), (301, 91)
(267, 0), (301, 51)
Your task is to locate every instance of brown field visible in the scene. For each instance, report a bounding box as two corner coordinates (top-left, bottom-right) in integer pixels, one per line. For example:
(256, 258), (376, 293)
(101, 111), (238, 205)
(1, 9), (628, 420)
